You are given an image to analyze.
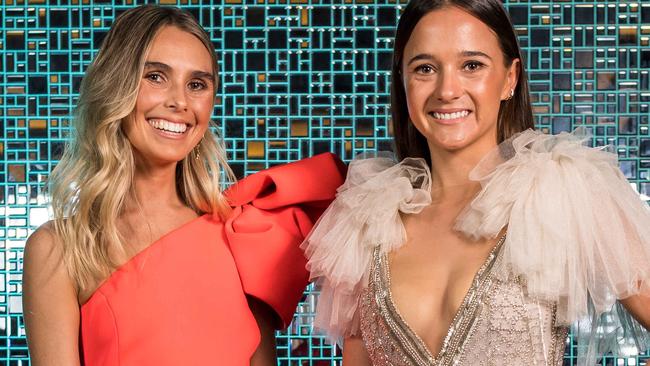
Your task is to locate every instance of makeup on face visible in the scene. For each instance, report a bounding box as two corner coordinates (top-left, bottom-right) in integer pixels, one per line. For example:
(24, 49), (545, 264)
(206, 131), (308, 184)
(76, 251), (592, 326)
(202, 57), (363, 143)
(123, 26), (216, 166)
(401, 6), (518, 153)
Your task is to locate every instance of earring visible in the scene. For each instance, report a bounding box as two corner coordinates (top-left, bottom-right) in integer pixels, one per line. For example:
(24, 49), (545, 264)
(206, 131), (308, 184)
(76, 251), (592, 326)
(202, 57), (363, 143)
(194, 140), (202, 160)
(506, 88), (515, 101)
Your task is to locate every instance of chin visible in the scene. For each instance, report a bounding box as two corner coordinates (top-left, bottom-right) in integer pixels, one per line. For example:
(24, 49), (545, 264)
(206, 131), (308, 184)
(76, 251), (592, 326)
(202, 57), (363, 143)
(434, 139), (473, 153)
(440, 141), (470, 151)
(426, 128), (478, 151)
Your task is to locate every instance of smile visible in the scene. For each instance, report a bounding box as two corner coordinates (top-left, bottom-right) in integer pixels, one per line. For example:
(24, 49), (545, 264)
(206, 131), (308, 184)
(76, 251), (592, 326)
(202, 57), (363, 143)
(429, 110), (470, 120)
(147, 119), (188, 134)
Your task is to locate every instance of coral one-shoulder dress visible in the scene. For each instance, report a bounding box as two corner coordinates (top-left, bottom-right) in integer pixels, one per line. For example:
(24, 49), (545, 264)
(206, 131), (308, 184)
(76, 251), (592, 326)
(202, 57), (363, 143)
(79, 153), (345, 365)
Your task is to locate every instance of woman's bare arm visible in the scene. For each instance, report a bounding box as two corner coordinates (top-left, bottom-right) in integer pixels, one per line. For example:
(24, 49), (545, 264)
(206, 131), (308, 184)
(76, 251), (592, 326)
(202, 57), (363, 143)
(620, 293), (650, 330)
(248, 296), (277, 366)
(23, 224), (81, 366)
(342, 336), (371, 365)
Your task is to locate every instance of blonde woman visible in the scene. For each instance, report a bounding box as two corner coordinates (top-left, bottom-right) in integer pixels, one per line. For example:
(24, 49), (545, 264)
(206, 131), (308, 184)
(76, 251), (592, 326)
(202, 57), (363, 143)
(22, 5), (344, 365)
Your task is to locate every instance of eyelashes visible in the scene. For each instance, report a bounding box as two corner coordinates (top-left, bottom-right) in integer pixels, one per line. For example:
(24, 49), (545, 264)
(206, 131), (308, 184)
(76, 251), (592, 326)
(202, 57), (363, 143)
(145, 72), (164, 83)
(411, 60), (486, 76)
(144, 72), (209, 91)
(188, 81), (207, 91)
(463, 61), (485, 72)
(414, 64), (435, 74)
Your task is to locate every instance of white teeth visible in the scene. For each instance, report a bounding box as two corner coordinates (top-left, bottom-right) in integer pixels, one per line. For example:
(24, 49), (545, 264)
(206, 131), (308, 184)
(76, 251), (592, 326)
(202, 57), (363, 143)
(147, 119), (188, 134)
(432, 110), (470, 120)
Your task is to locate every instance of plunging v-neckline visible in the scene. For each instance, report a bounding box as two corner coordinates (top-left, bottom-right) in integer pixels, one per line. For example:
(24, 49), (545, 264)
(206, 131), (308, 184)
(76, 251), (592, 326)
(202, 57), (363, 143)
(378, 234), (506, 365)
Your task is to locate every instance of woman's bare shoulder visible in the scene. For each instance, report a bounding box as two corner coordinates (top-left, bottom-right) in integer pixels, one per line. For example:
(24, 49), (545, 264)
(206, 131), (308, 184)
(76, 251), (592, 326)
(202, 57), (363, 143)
(24, 221), (64, 274)
(28, 221), (56, 241)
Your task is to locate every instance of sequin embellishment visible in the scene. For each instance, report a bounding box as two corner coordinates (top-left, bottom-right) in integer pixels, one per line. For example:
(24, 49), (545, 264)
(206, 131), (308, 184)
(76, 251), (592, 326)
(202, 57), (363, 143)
(359, 235), (568, 366)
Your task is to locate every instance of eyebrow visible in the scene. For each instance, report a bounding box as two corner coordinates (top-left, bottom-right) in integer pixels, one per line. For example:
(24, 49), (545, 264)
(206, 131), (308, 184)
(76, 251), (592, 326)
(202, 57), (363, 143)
(460, 50), (492, 60)
(144, 61), (215, 82)
(406, 50), (493, 66)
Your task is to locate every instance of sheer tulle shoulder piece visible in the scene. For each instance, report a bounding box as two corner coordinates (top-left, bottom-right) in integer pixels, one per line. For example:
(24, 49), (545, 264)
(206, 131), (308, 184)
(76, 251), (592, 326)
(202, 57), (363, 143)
(454, 128), (650, 362)
(301, 152), (431, 344)
(225, 152), (346, 328)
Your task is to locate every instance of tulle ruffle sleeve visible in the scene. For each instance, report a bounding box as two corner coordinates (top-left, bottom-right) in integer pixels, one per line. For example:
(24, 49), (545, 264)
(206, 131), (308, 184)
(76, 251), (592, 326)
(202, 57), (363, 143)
(454, 128), (650, 362)
(301, 153), (432, 344)
(225, 153), (346, 328)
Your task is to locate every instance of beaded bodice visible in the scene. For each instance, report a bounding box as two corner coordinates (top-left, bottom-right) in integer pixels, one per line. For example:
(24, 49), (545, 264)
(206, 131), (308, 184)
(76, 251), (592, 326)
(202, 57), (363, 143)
(359, 240), (569, 366)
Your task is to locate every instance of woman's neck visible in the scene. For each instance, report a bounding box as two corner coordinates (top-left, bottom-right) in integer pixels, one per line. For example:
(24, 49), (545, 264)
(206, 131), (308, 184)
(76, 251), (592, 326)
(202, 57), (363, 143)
(127, 161), (185, 214)
(427, 139), (496, 204)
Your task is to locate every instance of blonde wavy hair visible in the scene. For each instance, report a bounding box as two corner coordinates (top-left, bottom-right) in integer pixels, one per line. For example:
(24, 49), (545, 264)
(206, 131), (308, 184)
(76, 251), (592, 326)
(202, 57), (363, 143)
(48, 5), (234, 291)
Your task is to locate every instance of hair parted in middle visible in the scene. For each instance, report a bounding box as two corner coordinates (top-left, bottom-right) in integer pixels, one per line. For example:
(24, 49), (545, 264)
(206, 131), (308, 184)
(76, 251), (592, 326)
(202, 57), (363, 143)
(391, 0), (534, 167)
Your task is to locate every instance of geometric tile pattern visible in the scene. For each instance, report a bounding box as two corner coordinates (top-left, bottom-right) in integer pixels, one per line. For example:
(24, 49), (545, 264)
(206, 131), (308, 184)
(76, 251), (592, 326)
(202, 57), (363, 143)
(1, 1), (648, 364)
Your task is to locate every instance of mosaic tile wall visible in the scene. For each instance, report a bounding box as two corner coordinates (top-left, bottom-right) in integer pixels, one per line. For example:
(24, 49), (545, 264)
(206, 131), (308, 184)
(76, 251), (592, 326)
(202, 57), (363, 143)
(1, 0), (649, 364)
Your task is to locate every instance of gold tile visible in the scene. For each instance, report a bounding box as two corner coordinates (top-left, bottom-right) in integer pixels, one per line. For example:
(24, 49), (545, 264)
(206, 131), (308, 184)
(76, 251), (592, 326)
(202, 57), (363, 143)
(30, 120), (47, 130)
(291, 120), (308, 137)
(9, 109), (25, 116)
(533, 105), (550, 114)
(247, 141), (265, 159)
(7, 87), (25, 94)
(301, 9), (309, 26)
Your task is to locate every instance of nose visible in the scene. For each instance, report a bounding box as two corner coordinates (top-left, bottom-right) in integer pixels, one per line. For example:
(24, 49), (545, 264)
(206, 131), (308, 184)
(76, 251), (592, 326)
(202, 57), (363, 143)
(435, 68), (462, 102)
(164, 82), (188, 111)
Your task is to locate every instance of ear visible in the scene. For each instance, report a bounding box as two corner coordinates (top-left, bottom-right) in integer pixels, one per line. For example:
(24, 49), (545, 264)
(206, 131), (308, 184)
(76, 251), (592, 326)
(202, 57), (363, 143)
(501, 58), (520, 100)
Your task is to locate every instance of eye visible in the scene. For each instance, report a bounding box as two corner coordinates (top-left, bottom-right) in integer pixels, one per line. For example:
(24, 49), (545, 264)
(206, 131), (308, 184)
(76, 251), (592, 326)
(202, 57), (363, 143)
(145, 72), (164, 83)
(414, 64), (435, 74)
(188, 80), (207, 91)
(463, 61), (485, 72)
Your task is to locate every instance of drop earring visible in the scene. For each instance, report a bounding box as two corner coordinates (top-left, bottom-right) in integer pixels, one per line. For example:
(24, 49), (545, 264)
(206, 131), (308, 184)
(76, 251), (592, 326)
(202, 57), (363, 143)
(194, 140), (202, 160)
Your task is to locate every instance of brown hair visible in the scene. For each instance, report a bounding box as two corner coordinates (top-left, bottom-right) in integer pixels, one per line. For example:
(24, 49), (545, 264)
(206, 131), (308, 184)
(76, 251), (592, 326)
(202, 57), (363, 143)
(391, 0), (534, 166)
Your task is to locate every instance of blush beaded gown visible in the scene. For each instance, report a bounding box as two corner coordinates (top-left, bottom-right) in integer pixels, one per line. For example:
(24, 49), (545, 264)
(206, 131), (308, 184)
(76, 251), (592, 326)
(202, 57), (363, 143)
(303, 130), (650, 366)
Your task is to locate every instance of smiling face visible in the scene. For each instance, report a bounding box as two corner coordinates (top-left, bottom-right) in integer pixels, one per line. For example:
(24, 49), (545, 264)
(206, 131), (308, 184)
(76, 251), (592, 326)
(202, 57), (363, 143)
(123, 25), (216, 168)
(401, 6), (519, 155)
